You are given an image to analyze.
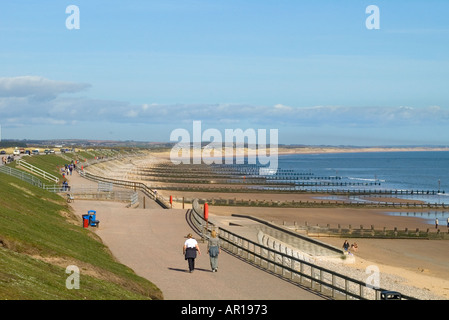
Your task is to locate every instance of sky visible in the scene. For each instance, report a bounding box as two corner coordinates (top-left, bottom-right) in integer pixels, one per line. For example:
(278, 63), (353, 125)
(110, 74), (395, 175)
(0, 0), (449, 146)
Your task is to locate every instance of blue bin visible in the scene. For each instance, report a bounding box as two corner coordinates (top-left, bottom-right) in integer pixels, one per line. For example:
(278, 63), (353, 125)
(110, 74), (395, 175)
(88, 210), (96, 221)
(87, 210), (99, 227)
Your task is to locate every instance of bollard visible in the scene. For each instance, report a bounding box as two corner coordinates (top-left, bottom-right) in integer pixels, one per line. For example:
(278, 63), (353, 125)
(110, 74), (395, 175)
(204, 203), (209, 221)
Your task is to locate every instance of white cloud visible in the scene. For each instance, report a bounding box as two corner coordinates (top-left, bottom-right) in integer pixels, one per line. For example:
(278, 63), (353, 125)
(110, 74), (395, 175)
(273, 104), (293, 111)
(125, 109), (139, 118)
(0, 76), (90, 100)
(1, 76), (449, 132)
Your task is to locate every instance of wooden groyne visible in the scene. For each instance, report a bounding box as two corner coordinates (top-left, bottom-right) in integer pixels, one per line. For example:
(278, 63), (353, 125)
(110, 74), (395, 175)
(284, 222), (449, 240)
(172, 196), (448, 210)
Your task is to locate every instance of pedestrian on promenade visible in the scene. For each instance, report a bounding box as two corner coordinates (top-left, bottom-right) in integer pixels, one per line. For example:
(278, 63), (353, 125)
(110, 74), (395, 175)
(342, 240), (350, 253)
(207, 230), (221, 272)
(435, 217), (439, 229)
(183, 233), (201, 273)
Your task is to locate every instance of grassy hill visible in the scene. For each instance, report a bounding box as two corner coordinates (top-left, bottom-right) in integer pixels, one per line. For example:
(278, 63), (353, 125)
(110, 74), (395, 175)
(0, 171), (163, 300)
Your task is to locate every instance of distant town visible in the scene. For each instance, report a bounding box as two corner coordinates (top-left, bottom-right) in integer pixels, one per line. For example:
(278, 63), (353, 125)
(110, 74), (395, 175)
(0, 139), (174, 149)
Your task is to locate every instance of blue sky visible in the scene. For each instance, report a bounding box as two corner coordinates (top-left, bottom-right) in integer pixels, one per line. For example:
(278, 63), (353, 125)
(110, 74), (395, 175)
(1, 0), (449, 145)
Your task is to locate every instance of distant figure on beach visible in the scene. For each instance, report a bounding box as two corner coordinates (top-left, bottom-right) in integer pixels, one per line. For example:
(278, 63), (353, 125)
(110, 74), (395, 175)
(343, 240), (350, 253)
(435, 218), (439, 229)
(207, 230), (221, 272)
(183, 233), (201, 273)
(351, 242), (358, 252)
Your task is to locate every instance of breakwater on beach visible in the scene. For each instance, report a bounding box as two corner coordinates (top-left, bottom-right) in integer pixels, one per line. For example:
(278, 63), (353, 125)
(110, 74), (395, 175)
(125, 151), (449, 205)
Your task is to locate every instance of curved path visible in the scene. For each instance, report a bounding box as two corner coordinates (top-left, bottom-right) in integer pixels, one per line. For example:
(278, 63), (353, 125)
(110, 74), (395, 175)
(67, 172), (323, 300)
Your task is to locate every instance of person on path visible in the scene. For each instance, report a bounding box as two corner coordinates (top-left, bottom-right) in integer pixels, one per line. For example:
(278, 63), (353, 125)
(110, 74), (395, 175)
(342, 240), (350, 253)
(207, 230), (221, 272)
(183, 233), (201, 273)
(435, 217), (439, 229)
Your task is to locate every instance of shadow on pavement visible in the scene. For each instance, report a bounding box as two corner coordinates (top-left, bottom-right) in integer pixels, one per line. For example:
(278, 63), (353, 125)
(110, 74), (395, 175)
(168, 267), (212, 273)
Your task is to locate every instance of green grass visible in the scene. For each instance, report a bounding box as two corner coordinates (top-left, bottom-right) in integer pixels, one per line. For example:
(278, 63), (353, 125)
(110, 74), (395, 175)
(12, 154), (69, 177)
(0, 172), (163, 300)
(75, 151), (96, 161)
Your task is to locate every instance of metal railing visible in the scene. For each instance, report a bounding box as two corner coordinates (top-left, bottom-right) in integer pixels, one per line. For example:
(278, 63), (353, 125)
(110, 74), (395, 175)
(189, 199), (417, 300)
(0, 165), (44, 187)
(16, 159), (59, 183)
(0, 165), (138, 206)
(78, 169), (170, 209)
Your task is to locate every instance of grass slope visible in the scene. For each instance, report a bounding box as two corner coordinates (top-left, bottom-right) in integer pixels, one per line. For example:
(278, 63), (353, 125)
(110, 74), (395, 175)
(13, 154), (72, 177)
(0, 172), (163, 300)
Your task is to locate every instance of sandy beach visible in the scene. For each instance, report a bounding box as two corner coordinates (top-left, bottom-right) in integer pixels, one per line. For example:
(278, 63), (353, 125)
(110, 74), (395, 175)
(88, 148), (449, 299)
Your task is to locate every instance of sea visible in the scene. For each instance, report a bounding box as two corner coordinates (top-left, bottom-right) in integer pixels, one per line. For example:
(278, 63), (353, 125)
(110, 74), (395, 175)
(219, 150), (449, 225)
(278, 151), (448, 192)
(276, 150), (449, 224)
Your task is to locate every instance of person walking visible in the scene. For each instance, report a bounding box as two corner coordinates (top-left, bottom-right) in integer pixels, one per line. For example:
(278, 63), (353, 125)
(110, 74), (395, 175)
(435, 217), (439, 229)
(183, 233), (201, 273)
(342, 240), (350, 253)
(207, 230), (221, 272)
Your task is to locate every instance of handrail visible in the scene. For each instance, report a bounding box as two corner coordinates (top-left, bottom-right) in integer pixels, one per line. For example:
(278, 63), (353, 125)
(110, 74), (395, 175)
(231, 214), (342, 254)
(79, 170), (170, 209)
(16, 159), (59, 183)
(190, 199), (418, 300)
(0, 165), (44, 187)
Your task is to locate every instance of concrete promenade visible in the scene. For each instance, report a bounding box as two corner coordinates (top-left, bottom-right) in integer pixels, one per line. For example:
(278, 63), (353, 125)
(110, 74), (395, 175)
(67, 172), (324, 300)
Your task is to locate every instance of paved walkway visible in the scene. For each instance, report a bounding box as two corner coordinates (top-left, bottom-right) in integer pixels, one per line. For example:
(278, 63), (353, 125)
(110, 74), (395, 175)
(66, 171), (324, 300)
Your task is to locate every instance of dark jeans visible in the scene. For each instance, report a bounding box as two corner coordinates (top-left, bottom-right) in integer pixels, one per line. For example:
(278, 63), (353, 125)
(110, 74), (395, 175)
(187, 258), (195, 272)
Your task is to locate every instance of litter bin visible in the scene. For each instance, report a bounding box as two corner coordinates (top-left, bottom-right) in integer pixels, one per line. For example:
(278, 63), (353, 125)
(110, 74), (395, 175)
(87, 210), (99, 227)
(380, 291), (401, 300)
(82, 214), (89, 228)
(88, 210), (96, 222)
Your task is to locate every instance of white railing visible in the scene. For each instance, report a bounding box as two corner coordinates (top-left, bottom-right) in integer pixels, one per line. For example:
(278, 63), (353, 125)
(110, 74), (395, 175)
(16, 159), (59, 183)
